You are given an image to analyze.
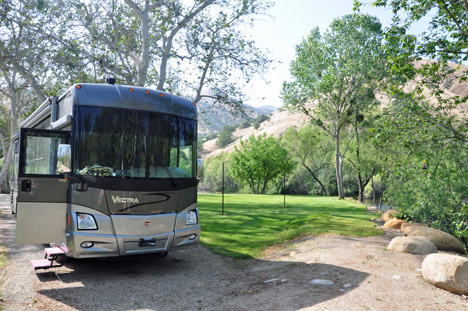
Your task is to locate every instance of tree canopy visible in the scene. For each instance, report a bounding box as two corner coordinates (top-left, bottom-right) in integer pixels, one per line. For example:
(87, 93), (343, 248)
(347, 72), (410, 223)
(353, 0), (468, 246)
(0, 0), (272, 192)
(282, 13), (389, 199)
(230, 134), (294, 194)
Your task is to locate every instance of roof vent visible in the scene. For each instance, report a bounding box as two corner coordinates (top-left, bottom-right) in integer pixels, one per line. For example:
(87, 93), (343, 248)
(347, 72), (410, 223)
(105, 77), (116, 85)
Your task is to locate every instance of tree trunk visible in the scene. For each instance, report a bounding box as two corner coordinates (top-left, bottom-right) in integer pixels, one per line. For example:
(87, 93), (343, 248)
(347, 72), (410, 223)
(357, 171), (364, 203)
(303, 165), (328, 195)
(137, 10), (150, 86)
(0, 71), (20, 193)
(0, 147), (13, 193)
(335, 133), (344, 199)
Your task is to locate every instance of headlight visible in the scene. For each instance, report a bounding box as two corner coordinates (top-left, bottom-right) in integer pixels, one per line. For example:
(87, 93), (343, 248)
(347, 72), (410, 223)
(77, 213), (98, 230)
(186, 210), (198, 225)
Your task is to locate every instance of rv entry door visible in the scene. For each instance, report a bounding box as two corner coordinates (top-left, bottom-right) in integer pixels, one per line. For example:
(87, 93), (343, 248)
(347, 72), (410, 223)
(16, 128), (70, 245)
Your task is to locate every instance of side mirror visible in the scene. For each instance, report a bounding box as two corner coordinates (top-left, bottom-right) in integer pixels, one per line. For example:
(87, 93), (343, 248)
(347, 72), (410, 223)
(196, 158), (203, 181)
(57, 144), (72, 173)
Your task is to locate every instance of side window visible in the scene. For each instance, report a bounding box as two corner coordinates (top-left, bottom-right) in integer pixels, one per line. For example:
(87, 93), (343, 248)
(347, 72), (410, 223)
(20, 129), (70, 176)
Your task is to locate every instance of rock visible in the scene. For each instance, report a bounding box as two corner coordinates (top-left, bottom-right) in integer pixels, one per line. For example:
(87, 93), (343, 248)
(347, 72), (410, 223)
(404, 226), (466, 254)
(392, 275), (401, 280)
(384, 219), (406, 229)
(401, 222), (426, 232)
(310, 279), (334, 285)
(264, 278), (281, 284)
(264, 278), (288, 285)
(422, 253), (468, 295)
(387, 236), (437, 255)
(381, 209), (399, 222)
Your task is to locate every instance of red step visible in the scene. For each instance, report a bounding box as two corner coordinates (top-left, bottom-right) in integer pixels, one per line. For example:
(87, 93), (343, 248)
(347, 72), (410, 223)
(30, 259), (52, 270)
(44, 247), (67, 256)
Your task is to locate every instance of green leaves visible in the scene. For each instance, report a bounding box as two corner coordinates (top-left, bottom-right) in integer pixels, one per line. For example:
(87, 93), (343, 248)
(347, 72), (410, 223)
(230, 134), (294, 194)
(283, 13), (389, 199)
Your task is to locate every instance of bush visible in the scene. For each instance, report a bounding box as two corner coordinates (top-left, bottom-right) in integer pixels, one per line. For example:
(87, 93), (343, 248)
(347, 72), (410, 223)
(222, 124), (237, 133)
(255, 114), (269, 123)
(205, 132), (218, 141)
(239, 120), (251, 129)
(253, 120), (260, 129)
(200, 153), (240, 192)
(216, 131), (235, 148)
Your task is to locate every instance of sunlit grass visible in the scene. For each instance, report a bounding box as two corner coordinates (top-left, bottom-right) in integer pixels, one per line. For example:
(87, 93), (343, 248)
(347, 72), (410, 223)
(198, 194), (382, 258)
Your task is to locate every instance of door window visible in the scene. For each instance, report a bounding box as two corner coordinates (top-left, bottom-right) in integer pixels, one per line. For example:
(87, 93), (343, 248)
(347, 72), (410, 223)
(20, 129), (70, 176)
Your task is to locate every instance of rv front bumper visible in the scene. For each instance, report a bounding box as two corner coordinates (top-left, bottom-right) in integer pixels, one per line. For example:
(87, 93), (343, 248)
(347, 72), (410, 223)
(67, 226), (200, 258)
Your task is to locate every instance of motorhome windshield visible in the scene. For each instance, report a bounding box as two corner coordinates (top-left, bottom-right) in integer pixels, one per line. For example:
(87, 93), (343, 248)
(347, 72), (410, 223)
(74, 107), (196, 179)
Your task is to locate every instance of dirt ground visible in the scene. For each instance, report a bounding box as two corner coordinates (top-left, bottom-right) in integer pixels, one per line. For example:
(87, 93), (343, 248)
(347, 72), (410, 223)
(1, 194), (467, 311)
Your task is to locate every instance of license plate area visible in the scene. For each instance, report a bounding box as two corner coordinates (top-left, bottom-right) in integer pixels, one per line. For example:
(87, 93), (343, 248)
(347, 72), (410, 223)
(139, 238), (157, 247)
(123, 237), (169, 254)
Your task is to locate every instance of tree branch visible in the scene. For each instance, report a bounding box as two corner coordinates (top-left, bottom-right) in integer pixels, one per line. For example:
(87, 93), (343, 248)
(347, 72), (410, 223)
(438, 1), (468, 37)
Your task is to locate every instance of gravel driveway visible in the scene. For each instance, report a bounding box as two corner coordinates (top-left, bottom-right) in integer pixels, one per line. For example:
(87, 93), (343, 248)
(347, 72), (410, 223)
(1, 194), (467, 311)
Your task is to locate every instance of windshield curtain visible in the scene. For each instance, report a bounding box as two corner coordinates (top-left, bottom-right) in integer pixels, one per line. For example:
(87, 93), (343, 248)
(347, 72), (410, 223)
(75, 107), (196, 179)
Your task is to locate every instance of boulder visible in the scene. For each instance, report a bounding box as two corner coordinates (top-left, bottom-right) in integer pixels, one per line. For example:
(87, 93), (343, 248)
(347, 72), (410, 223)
(422, 253), (468, 295)
(401, 222), (426, 232)
(381, 209), (399, 222)
(384, 219), (406, 229)
(405, 226), (466, 254)
(387, 236), (437, 255)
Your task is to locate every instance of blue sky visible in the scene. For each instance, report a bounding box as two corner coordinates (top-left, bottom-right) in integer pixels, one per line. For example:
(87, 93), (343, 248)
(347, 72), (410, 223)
(243, 0), (423, 107)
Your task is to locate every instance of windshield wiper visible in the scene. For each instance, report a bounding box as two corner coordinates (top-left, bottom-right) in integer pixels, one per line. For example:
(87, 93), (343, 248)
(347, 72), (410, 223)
(108, 153), (141, 190)
(154, 156), (180, 190)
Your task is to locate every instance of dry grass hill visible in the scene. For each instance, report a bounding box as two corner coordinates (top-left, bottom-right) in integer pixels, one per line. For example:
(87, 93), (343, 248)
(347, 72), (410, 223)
(202, 107), (309, 158)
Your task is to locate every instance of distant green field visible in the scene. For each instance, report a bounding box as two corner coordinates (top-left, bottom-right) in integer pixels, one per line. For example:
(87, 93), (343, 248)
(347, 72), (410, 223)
(198, 194), (382, 258)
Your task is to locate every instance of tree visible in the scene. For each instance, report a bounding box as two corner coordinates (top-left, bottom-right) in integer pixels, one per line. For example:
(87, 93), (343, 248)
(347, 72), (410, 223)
(216, 130), (235, 148)
(356, 0), (468, 143)
(65, 0), (271, 107)
(216, 124), (237, 148)
(284, 125), (332, 195)
(282, 13), (389, 199)
(370, 98), (468, 247)
(201, 152), (239, 192)
(0, 0), (272, 192)
(345, 93), (382, 203)
(239, 120), (251, 129)
(353, 1), (468, 247)
(230, 134), (294, 194)
(0, 0), (67, 192)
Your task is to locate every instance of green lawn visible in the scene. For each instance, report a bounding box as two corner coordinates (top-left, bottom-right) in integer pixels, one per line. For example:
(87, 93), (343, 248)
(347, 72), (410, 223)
(198, 193), (382, 258)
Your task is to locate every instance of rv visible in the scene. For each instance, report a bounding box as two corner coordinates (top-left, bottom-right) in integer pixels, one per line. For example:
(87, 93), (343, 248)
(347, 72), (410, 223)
(10, 80), (201, 268)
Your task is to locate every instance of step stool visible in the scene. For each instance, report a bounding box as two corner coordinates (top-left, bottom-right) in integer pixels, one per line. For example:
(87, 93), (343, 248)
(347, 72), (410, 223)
(30, 247), (68, 270)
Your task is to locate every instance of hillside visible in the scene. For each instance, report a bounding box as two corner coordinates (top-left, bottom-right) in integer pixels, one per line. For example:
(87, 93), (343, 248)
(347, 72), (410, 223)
(202, 107), (309, 158)
(197, 101), (277, 136)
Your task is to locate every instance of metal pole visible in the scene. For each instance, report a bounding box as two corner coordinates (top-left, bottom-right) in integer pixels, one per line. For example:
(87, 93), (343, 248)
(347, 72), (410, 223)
(222, 162), (225, 215)
(283, 168), (286, 208)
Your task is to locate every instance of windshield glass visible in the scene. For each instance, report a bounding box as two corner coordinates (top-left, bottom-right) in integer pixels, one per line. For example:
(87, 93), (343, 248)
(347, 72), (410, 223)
(74, 107), (196, 179)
